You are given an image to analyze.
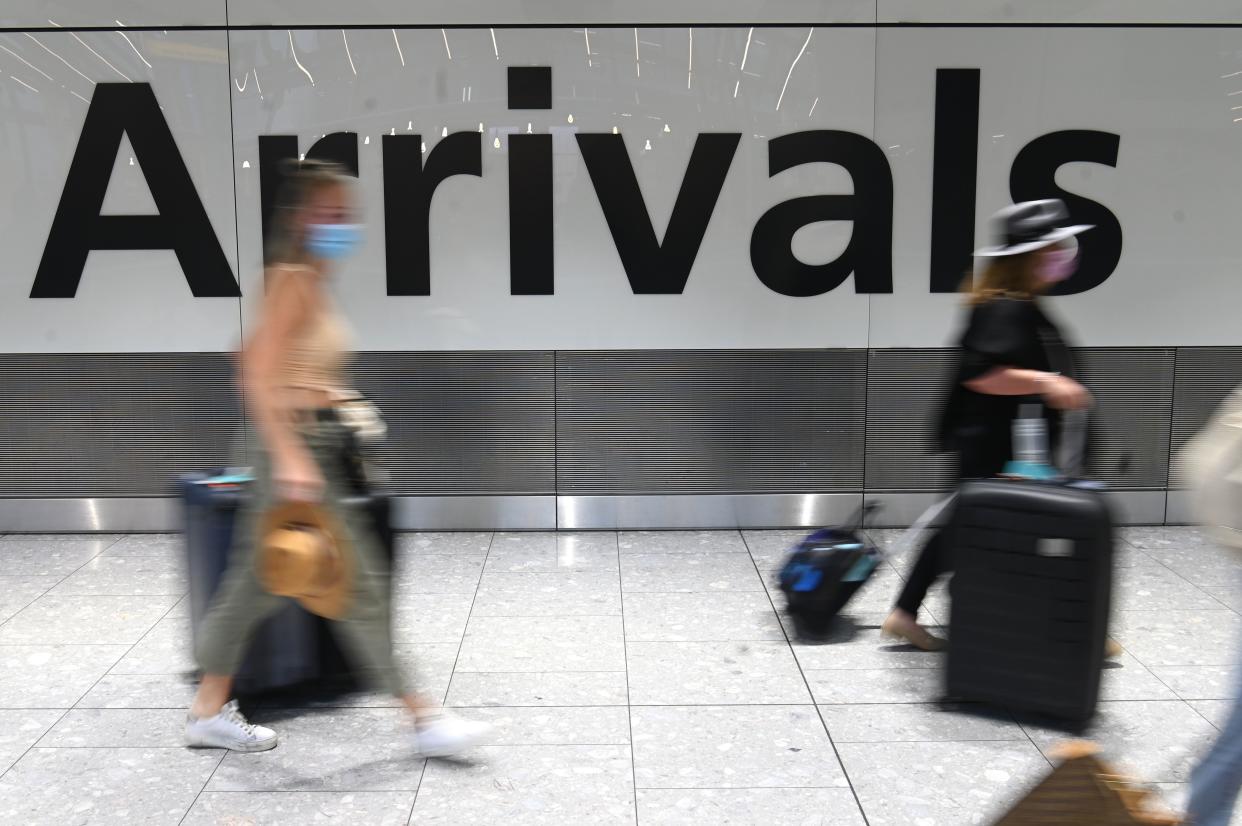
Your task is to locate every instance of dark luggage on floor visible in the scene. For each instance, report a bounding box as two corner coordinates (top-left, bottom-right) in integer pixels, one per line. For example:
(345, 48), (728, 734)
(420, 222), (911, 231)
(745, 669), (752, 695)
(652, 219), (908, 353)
(945, 477), (1114, 724)
(778, 505), (883, 640)
(181, 471), (394, 696)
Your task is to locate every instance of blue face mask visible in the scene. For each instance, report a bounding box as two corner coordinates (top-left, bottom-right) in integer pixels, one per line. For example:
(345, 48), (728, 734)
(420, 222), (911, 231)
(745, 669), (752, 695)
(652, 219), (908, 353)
(306, 223), (362, 260)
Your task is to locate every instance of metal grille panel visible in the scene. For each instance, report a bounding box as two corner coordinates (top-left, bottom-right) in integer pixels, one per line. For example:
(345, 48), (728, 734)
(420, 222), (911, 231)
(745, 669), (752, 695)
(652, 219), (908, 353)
(1074, 348), (1174, 489)
(865, 349), (958, 491)
(0, 346), (1204, 508)
(555, 350), (866, 495)
(1169, 347), (1242, 489)
(351, 352), (555, 495)
(0, 353), (240, 497)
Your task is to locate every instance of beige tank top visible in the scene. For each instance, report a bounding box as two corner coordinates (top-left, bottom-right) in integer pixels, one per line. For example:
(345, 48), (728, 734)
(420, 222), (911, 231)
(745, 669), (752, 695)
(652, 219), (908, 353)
(278, 266), (352, 396)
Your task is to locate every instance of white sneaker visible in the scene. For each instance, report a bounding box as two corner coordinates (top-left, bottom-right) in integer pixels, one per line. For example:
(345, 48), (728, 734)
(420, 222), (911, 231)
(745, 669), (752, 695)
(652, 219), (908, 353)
(414, 714), (491, 758)
(185, 700), (278, 752)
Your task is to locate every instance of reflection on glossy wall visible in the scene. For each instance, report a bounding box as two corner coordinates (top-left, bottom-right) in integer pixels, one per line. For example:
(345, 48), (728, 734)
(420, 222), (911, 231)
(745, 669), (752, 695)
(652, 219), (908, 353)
(1, 13), (1240, 353)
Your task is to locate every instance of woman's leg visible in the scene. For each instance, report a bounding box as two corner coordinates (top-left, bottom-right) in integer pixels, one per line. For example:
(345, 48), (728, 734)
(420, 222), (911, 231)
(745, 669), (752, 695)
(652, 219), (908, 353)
(187, 447), (287, 750)
(895, 527), (947, 618)
(883, 527), (949, 651)
(187, 549), (285, 750)
(312, 426), (490, 754)
(191, 675), (234, 719)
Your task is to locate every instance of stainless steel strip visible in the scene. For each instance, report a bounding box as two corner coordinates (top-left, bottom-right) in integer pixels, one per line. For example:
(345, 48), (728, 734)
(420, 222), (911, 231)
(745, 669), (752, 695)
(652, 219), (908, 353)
(556, 493), (863, 530)
(0, 498), (181, 532)
(391, 495), (555, 531)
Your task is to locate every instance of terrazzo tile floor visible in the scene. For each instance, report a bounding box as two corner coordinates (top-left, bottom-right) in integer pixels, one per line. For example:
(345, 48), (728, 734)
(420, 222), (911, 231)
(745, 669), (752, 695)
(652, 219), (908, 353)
(0, 527), (1235, 824)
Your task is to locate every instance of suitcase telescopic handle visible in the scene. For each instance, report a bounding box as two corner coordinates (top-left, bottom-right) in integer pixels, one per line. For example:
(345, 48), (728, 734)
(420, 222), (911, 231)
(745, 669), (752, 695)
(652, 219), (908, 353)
(1015, 404), (1090, 479)
(1056, 409), (1090, 479)
(846, 501), (881, 532)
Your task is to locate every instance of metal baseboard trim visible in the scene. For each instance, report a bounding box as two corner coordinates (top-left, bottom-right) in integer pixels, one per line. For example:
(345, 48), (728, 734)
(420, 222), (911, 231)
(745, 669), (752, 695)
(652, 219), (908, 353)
(556, 493), (863, 530)
(863, 492), (952, 527)
(1165, 490), (1194, 525)
(1103, 491), (1169, 526)
(0, 491), (1172, 533)
(0, 498), (180, 533)
(0, 496), (558, 533)
(392, 496), (555, 531)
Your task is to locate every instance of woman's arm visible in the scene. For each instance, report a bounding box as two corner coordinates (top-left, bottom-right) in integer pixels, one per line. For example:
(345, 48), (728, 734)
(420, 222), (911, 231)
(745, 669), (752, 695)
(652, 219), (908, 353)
(965, 367), (1091, 410)
(238, 267), (324, 500)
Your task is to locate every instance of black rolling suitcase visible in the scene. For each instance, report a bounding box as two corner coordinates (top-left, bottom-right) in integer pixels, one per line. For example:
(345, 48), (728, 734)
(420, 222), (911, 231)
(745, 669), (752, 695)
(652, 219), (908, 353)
(945, 474), (1114, 724)
(181, 471), (394, 696)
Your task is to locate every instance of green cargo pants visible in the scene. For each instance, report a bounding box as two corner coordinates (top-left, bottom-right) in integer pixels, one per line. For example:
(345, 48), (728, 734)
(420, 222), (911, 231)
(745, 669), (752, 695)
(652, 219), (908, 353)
(194, 416), (407, 697)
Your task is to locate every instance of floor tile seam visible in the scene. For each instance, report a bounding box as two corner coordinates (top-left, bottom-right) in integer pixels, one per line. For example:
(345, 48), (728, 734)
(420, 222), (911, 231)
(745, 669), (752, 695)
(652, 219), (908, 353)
(613, 531), (641, 826)
(621, 589), (774, 594)
(0, 595), (185, 609)
(797, 666), (944, 671)
(1186, 702), (1226, 733)
(45, 590), (189, 597)
(1117, 554), (1230, 600)
(467, 613), (625, 618)
(1073, 697), (1234, 705)
(390, 637), (468, 644)
(428, 529), (493, 813)
(68, 705), (206, 711)
(1013, 721), (1057, 770)
(633, 784), (855, 791)
(1199, 590), (1242, 614)
(90, 575), (197, 713)
(737, 530), (873, 826)
(0, 706), (116, 711)
(478, 569), (624, 575)
(441, 669), (628, 674)
(0, 705), (75, 785)
(29, 744), (224, 750)
(617, 551), (753, 555)
(623, 637), (791, 643)
(628, 700), (833, 707)
(1161, 690), (1240, 702)
(1110, 607), (1235, 613)
(631, 701), (817, 708)
(421, 743), (631, 750)
(403, 758), (429, 826)
(451, 669), (629, 674)
(193, 789), (420, 795)
(823, 736), (1043, 745)
(265, 704), (634, 712)
(0, 542), (123, 634)
(810, 700), (975, 706)
(206, 784), (424, 794)
(1113, 661), (1236, 668)
(621, 589), (769, 594)
(393, 591), (496, 596)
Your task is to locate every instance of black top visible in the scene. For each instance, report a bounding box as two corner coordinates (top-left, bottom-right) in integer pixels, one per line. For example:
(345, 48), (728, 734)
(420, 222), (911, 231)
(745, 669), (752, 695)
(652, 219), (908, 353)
(936, 297), (1078, 480)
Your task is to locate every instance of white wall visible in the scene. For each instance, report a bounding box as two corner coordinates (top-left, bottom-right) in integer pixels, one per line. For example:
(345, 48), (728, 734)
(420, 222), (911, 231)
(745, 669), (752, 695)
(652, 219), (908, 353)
(1, 5), (1239, 353)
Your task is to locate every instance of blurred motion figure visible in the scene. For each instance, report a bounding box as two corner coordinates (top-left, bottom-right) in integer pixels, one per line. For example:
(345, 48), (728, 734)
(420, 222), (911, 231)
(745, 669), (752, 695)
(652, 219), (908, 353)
(882, 199), (1094, 649)
(183, 160), (487, 757)
(1181, 386), (1242, 825)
